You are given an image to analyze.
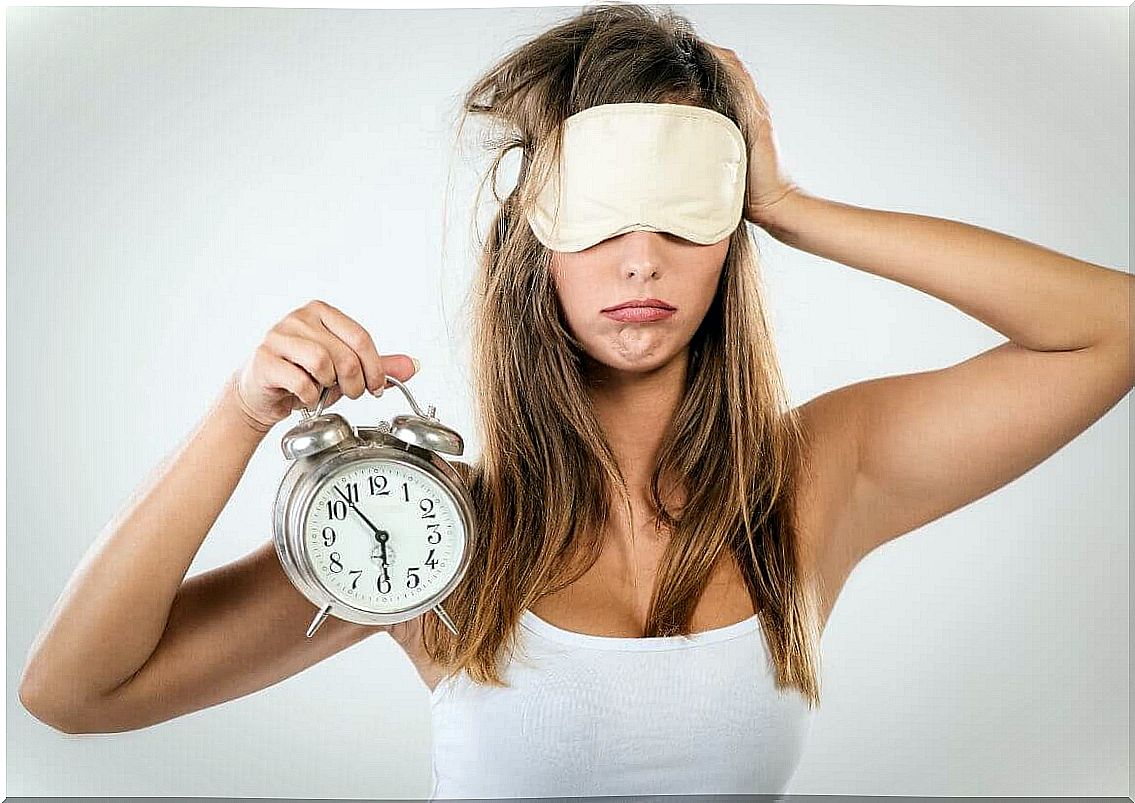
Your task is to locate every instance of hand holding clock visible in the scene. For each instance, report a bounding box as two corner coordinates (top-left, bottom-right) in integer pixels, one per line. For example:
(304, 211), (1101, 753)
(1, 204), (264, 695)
(230, 298), (422, 434)
(262, 304), (472, 638)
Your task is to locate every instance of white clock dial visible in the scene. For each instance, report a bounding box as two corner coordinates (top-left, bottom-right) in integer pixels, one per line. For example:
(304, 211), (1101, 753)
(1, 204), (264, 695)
(303, 458), (465, 614)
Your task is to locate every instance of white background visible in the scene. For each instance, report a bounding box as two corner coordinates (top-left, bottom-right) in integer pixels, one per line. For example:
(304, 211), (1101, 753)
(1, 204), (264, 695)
(5, 3), (1129, 797)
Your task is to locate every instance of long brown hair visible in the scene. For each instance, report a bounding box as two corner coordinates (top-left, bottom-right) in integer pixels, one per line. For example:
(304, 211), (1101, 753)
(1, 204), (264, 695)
(424, 2), (822, 707)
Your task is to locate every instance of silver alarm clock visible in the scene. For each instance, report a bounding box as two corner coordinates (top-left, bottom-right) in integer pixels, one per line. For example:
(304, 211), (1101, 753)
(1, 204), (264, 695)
(272, 376), (475, 639)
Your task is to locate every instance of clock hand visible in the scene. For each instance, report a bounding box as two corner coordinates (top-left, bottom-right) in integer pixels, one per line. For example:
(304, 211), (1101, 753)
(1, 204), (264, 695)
(332, 484), (387, 539)
(332, 484), (392, 572)
(378, 532), (390, 573)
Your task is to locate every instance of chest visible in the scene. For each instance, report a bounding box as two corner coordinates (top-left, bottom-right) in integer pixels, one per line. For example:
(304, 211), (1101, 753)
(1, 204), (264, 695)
(402, 492), (834, 692)
(528, 529), (757, 638)
(428, 607), (815, 797)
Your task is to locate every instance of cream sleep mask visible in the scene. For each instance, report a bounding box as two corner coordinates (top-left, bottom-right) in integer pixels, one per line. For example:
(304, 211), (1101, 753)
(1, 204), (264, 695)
(525, 102), (747, 253)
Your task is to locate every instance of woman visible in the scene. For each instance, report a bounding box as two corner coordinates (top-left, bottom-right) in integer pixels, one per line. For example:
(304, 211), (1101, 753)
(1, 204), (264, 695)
(19, 3), (1132, 799)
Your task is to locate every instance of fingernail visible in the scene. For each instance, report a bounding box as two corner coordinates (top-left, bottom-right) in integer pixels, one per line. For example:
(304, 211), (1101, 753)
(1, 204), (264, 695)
(411, 357), (421, 373)
(371, 384), (384, 398)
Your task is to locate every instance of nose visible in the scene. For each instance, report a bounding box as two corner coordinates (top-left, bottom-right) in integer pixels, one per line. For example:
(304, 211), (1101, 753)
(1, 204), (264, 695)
(616, 230), (665, 279)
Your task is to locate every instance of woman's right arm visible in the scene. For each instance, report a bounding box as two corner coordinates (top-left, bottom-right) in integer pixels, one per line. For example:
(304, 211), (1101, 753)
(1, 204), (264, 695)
(18, 299), (420, 734)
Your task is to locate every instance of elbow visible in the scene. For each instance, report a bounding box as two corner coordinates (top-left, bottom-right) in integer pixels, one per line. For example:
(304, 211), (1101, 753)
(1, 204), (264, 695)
(19, 680), (84, 734)
(18, 675), (117, 735)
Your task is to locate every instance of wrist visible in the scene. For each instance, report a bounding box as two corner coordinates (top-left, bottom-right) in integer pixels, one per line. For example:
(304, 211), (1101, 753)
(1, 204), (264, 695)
(220, 371), (274, 440)
(749, 184), (807, 241)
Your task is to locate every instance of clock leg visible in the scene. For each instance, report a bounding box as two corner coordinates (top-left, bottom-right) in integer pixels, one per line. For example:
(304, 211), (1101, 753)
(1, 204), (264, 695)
(433, 603), (459, 635)
(306, 603), (333, 638)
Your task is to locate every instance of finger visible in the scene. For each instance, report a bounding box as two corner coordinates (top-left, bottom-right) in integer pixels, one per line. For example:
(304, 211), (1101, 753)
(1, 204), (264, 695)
(306, 301), (420, 394)
(266, 354), (324, 409)
(267, 330), (339, 391)
(300, 301), (379, 397)
(377, 353), (421, 387)
(309, 301), (392, 394)
(289, 381), (345, 412)
(284, 312), (368, 399)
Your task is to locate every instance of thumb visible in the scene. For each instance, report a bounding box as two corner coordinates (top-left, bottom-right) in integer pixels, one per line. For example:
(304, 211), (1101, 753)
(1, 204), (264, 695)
(379, 354), (422, 385)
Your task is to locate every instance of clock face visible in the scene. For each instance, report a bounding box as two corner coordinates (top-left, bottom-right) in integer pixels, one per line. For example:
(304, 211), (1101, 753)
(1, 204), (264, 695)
(302, 458), (466, 614)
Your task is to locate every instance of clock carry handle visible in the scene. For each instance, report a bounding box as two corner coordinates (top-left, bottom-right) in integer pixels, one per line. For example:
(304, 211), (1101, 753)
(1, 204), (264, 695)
(300, 375), (437, 421)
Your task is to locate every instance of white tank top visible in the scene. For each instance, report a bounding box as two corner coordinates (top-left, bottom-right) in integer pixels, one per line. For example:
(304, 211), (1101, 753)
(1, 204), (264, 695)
(428, 607), (815, 798)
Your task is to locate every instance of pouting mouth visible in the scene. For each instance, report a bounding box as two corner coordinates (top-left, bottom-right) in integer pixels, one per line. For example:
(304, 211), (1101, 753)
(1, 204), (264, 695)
(602, 298), (677, 312)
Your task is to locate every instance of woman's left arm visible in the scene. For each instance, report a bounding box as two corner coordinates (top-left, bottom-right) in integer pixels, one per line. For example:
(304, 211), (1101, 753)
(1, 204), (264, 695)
(757, 189), (1132, 356)
(710, 46), (1133, 565)
(770, 189), (1132, 563)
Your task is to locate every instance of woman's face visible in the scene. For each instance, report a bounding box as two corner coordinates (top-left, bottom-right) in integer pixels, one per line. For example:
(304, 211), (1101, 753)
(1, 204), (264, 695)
(550, 230), (728, 375)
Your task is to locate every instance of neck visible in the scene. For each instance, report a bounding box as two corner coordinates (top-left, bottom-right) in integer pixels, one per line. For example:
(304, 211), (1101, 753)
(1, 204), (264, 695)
(578, 347), (694, 593)
(583, 346), (691, 514)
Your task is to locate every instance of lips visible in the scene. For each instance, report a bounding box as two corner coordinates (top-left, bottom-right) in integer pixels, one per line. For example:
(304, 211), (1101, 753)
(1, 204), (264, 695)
(603, 306), (676, 323)
(602, 298), (676, 312)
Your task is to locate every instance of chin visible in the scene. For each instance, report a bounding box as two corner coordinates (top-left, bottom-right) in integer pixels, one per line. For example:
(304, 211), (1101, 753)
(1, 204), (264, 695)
(586, 345), (680, 375)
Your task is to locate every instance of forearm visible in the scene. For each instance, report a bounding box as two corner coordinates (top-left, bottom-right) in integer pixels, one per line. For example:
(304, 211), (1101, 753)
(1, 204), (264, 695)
(757, 189), (1132, 352)
(20, 373), (269, 710)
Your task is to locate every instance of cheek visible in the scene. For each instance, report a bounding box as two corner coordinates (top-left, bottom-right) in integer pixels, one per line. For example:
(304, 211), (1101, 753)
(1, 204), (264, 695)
(550, 269), (588, 333)
(550, 262), (595, 316)
(561, 292), (598, 337)
(690, 258), (725, 309)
